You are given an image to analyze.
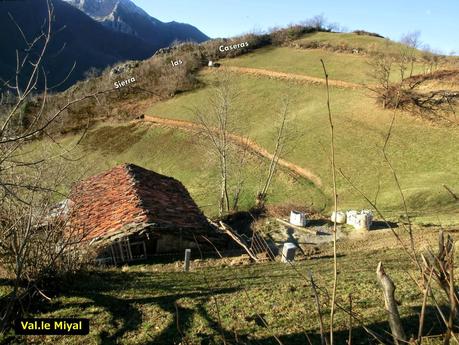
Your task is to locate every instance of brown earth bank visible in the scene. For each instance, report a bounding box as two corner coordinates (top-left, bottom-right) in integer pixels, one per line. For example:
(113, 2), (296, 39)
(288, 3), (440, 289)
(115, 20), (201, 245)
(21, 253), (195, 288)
(205, 65), (365, 89)
(142, 115), (323, 187)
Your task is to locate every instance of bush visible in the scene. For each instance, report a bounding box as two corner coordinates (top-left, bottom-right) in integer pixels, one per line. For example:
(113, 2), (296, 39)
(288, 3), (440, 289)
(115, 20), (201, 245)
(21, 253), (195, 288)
(292, 40), (367, 54)
(202, 34), (271, 60)
(269, 25), (316, 46)
(353, 30), (385, 39)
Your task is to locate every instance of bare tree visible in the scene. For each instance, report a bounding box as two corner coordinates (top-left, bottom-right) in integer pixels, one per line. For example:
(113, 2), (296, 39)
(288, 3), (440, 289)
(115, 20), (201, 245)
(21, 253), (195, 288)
(368, 39), (458, 120)
(0, 0), (111, 200)
(0, 163), (91, 329)
(257, 96), (294, 208)
(231, 140), (250, 212)
(400, 31), (421, 78)
(193, 73), (241, 216)
(367, 49), (395, 109)
(303, 14), (328, 31)
(420, 46), (442, 74)
(0, 0), (108, 329)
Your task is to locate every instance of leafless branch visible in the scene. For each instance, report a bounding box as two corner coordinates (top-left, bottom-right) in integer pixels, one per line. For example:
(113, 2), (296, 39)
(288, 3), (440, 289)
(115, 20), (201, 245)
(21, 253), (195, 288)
(321, 59), (339, 345)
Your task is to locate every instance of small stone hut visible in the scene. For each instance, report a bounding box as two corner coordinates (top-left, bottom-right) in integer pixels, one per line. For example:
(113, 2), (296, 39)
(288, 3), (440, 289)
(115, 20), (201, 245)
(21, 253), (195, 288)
(67, 164), (218, 264)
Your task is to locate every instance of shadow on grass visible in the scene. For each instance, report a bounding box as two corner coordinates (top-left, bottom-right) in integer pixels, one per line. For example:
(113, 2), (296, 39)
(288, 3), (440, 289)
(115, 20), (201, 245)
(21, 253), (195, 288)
(0, 278), (15, 288)
(38, 270), (241, 345)
(123, 248), (250, 266)
(308, 219), (330, 227)
(194, 305), (450, 345)
(371, 220), (399, 231)
(149, 304), (452, 345)
(30, 270), (456, 345)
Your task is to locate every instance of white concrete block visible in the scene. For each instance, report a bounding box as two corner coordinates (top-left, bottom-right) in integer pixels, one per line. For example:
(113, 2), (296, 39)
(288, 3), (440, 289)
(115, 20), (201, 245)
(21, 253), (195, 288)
(281, 243), (297, 263)
(290, 210), (307, 227)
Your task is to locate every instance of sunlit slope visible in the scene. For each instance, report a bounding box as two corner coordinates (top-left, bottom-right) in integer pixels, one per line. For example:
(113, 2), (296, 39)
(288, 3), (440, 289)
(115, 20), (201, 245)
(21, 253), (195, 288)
(25, 229), (456, 345)
(31, 123), (326, 216)
(147, 71), (459, 219)
(293, 32), (425, 56)
(221, 32), (429, 84)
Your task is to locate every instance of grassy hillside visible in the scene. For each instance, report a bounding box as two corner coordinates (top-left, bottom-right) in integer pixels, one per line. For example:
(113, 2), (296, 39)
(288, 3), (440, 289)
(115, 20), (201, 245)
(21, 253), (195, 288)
(220, 32), (431, 84)
(29, 123), (326, 217)
(293, 32), (424, 56)
(13, 228), (456, 344)
(222, 46), (377, 84)
(3, 30), (459, 345)
(23, 31), (458, 222)
(147, 70), (459, 222)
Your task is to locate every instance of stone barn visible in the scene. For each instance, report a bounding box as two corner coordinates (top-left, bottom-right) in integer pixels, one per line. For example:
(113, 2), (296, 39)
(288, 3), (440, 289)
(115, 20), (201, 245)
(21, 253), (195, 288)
(67, 164), (219, 264)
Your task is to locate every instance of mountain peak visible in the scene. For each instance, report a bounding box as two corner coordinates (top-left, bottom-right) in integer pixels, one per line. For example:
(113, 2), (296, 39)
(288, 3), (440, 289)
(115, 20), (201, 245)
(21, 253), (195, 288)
(64, 0), (150, 20)
(65, 0), (208, 44)
(64, 0), (119, 18)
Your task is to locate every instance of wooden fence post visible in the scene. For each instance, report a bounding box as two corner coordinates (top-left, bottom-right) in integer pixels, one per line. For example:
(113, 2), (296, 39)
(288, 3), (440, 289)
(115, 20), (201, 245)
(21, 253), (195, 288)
(184, 249), (191, 272)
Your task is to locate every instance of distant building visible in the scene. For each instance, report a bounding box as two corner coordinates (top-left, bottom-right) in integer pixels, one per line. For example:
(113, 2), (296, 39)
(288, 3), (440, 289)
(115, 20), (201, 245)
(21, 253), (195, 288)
(67, 164), (218, 264)
(208, 60), (221, 68)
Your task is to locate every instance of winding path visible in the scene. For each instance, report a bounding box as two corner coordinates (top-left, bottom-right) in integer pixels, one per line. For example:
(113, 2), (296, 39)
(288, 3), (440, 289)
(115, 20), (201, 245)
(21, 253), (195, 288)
(137, 63), (349, 188)
(142, 115), (322, 188)
(204, 65), (364, 89)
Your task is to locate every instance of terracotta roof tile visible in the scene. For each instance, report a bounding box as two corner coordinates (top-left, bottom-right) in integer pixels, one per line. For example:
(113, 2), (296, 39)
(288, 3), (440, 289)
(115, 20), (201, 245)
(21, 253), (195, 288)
(68, 164), (210, 242)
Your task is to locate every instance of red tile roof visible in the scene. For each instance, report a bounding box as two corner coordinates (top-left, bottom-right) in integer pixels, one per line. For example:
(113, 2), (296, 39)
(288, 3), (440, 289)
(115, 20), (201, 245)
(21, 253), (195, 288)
(68, 164), (209, 244)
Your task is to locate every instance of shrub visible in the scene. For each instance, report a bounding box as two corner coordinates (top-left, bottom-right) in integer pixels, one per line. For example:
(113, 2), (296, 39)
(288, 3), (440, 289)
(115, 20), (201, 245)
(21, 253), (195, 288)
(270, 25), (314, 46)
(353, 30), (385, 38)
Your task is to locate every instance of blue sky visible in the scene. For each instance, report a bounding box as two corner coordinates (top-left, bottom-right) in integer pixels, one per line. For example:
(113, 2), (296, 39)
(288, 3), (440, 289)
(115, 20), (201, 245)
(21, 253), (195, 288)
(133, 0), (458, 54)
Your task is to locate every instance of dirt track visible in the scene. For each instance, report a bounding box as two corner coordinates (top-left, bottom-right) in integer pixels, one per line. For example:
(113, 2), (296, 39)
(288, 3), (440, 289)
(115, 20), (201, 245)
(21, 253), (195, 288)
(204, 66), (364, 89)
(143, 115), (322, 187)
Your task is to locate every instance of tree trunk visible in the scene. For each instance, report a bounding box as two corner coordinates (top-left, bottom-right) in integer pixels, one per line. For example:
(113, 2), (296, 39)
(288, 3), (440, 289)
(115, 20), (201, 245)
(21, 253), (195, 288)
(219, 177), (225, 217)
(376, 262), (407, 345)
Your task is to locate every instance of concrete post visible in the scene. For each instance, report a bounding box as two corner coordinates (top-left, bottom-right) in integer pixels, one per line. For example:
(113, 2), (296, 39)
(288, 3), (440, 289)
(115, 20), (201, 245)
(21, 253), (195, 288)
(184, 249), (191, 272)
(281, 243), (297, 263)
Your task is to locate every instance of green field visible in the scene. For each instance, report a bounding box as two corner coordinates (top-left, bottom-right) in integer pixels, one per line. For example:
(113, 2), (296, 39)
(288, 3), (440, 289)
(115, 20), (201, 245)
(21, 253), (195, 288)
(3, 31), (459, 345)
(29, 123), (326, 217)
(222, 46), (384, 84)
(293, 32), (425, 57)
(221, 32), (428, 84)
(9, 228), (454, 345)
(147, 71), (459, 222)
(27, 32), (457, 223)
